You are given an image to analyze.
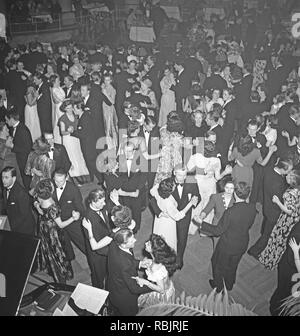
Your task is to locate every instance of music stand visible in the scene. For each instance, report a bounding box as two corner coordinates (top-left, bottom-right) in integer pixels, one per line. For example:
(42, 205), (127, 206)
(0, 231), (40, 316)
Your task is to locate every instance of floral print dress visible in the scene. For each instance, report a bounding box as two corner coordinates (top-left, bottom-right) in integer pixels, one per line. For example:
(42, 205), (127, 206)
(37, 203), (73, 282)
(258, 188), (300, 270)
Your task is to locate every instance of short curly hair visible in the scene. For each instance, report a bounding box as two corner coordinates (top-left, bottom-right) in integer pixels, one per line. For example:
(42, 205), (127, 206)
(111, 205), (132, 229)
(158, 177), (174, 199)
(35, 178), (54, 200)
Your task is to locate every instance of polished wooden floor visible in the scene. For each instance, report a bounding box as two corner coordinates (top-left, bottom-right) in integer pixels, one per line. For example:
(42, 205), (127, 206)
(24, 182), (278, 316)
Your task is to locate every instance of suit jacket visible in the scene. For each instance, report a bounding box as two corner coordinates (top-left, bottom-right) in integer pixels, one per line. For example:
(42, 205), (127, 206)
(107, 242), (151, 316)
(72, 110), (97, 160)
(170, 69), (191, 103)
(203, 74), (228, 92)
(63, 84), (74, 99)
(2, 181), (35, 235)
(84, 206), (111, 257)
(11, 122), (32, 165)
(277, 115), (300, 159)
(239, 101), (268, 130)
(0, 95), (17, 122)
(202, 192), (235, 226)
(57, 56), (72, 80)
(85, 90), (111, 140)
(50, 144), (71, 174)
(184, 56), (204, 81)
(202, 202), (257, 255)
(263, 168), (287, 223)
(36, 81), (52, 133)
(53, 180), (84, 221)
(234, 74), (253, 106)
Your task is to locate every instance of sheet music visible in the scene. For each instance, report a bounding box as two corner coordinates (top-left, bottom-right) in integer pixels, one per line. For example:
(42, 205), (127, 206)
(70, 283), (109, 315)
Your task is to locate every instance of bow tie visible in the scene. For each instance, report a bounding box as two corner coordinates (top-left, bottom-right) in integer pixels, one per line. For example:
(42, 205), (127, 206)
(57, 187), (64, 190)
(176, 183), (184, 187)
(50, 148), (54, 152)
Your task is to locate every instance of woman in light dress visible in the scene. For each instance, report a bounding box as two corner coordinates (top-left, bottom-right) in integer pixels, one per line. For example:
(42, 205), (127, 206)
(69, 53), (85, 82)
(187, 140), (232, 233)
(101, 74), (118, 150)
(58, 100), (90, 185)
(133, 234), (177, 309)
(150, 178), (198, 252)
(158, 66), (176, 127)
(205, 89), (224, 112)
(24, 84), (41, 142)
(49, 74), (65, 144)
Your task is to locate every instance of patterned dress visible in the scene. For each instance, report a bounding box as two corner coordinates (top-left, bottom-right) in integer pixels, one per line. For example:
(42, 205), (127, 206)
(37, 203), (73, 282)
(154, 127), (183, 186)
(258, 188), (300, 270)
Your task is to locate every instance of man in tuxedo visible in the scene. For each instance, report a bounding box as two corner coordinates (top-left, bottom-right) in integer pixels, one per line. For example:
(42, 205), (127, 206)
(24, 42), (47, 75)
(170, 58), (191, 116)
(43, 132), (71, 174)
(234, 63), (253, 110)
(63, 75), (75, 99)
(33, 72), (53, 134)
(89, 43), (108, 67)
(84, 187), (112, 289)
(72, 104), (104, 184)
(56, 46), (72, 81)
(184, 47), (204, 82)
(142, 55), (161, 103)
(5, 109), (32, 190)
(53, 169), (86, 261)
(0, 87), (17, 122)
(248, 159), (292, 259)
(81, 82), (111, 143)
(3, 60), (27, 121)
(203, 64), (228, 92)
(107, 229), (151, 316)
(277, 104), (300, 160)
(138, 115), (160, 189)
(150, 165), (200, 269)
(1, 166), (35, 235)
(117, 142), (147, 233)
(206, 110), (223, 156)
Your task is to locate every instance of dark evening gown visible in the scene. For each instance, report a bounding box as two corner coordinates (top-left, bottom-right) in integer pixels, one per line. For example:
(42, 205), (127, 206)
(37, 203), (73, 283)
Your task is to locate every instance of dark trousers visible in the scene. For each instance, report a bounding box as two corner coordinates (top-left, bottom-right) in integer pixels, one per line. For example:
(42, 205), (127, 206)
(82, 150), (103, 184)
(211, 246), (243, 292)
(176, 218), (190, 266)
(248, 217), (276, 257)
(87, 253), (107, 289)
(16, 154), (31, 190)
(121, 196), (142, 233)
(63, 220), (87, 261)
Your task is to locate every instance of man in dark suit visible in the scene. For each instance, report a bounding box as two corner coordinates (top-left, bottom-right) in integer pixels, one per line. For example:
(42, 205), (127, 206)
(56, 46), (72, 81)
(3, 61), (27, 121)
(83, 187), (112, 289)
(43, 132), (71, 174)
(170, 58), (191, 116)
(81, 82), (111, 144)
(266, 56), (289, 100)
(33, 72), (53, 134)
(205, 110), (224, 157)
(63, 75), (75, 99)
(88, 43), (108, 67)
(53, 169), (86, 261)
(138, 115), (160, 189)
(150, 1), (168, 40)
(184, 47), (204, 82)
(203, 64), (228, 92)
(198, 182), (257, 292)
(142, 55), (161, 103)
(248, 159), (292, 258)
(234, 63), (253, 107)
(1, 166), (35, 235)
(107, 229), (152, 316)
(0, 87), (17, 123)
(24, 42), (47, 75)
(117, 142), (147, 233)
(150, 165), (200, 269)
(72, 103), (104, 184)
(5, 109), (32, 190)
(276, 104), (300, 160)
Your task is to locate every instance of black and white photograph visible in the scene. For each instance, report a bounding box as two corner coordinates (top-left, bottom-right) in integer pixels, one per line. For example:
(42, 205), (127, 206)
(0, 0), (300, 321)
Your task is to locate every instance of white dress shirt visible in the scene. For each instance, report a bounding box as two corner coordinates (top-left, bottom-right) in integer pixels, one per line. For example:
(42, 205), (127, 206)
(56, 182), (66, 201)
(177, 184), (183, 199)
(12, 121), (20, 138)
(126, 159), (132, 177)
(143, 128), (150, 148)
